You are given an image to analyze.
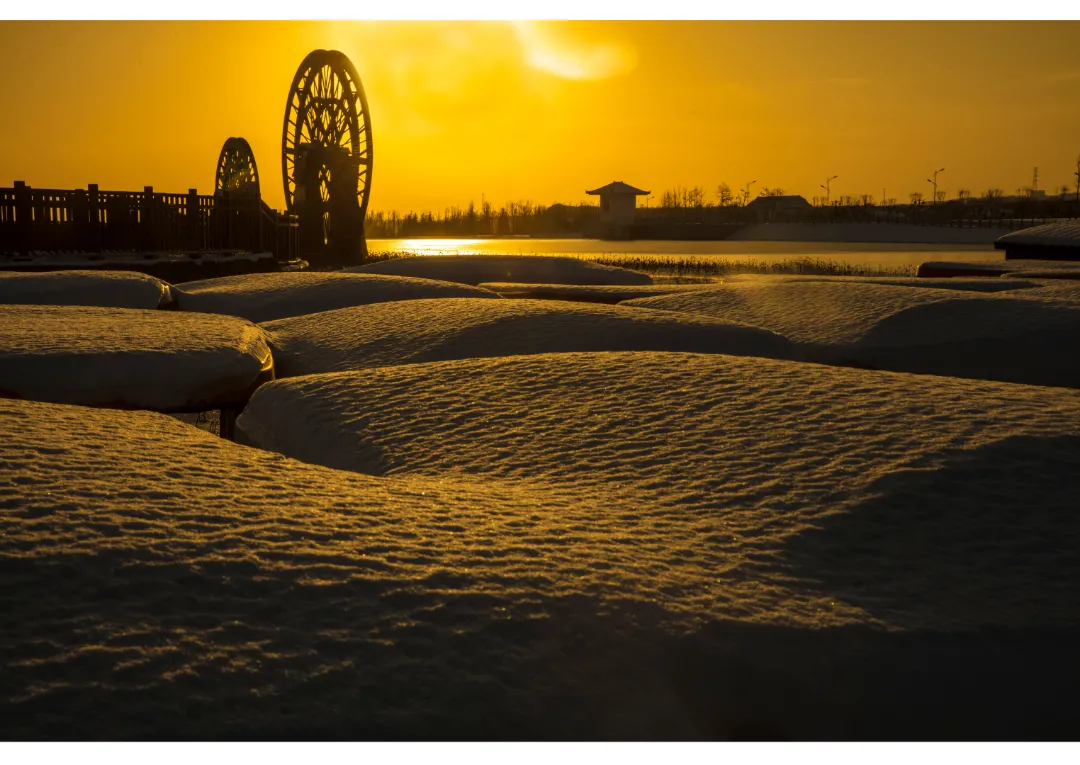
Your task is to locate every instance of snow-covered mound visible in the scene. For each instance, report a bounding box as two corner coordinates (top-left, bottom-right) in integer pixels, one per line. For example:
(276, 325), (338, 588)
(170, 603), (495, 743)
(479, 282), (716, 303)
(0, 305), (272, 410)
(260, 298), (793, 377)
(918, 259), (1080, 279)
(0, 269), (174, 309)
(239, 351), (1080, 626)
(624, 281), (952, 345)
(996, 221), (1080, 248)
(352, 255), (653, 286)
(6, 379), (1080, 739)
(725, 273), (1038, 293)
(173, 271), (499, 323)
(624, 279), (1080, 387)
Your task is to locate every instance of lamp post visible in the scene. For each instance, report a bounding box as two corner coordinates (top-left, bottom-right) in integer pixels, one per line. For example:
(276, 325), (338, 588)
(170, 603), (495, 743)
(1074, 156), (1079, 218)
(927, 167), (945, 205)
(820, 175), (838, 206)
(741, 180), (756, 207)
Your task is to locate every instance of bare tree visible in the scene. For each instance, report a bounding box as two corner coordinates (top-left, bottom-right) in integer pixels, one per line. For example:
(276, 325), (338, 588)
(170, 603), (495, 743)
(910, 192), (924, 205)
(759, 187), (786, 198)
(983, 188), (1003, 201)
(716, 182), (734, 207)
(935, 190), (947, 204)
(859, 194), (875, 206)
(956, 189), (971, 202)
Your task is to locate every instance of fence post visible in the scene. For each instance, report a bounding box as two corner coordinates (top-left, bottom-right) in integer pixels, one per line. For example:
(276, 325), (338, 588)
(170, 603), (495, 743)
(13, 181), (32, 252)
(87, 184), (102, 250)
(186, 189), (200, 250)
(71, 188), (88, 251)
(140, 185), (154, 251)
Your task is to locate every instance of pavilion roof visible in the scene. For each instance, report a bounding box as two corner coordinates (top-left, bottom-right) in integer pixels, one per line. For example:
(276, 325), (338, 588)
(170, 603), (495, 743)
(585, 181), (650, 196)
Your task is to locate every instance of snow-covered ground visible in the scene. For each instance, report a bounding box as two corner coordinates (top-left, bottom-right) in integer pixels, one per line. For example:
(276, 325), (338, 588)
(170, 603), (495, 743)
(624, 278), (1080, 387)
(5, 261), (1080, 740)
(0, 270), (174, 309)
(5, 361), (1080, 738)
(478, 282), (717, 303)
(173, 271), (499, 323)
(352, 255), (653, 286)
(0, 305), (272, 411)
(260, 298), (794, 377)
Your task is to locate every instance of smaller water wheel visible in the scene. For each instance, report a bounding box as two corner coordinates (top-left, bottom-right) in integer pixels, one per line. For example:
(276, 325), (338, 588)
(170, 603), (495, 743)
(215, 137), (261, 197)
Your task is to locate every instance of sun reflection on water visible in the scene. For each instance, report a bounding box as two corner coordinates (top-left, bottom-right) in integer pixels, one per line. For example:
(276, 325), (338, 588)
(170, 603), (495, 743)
(392, 239), (490, 255)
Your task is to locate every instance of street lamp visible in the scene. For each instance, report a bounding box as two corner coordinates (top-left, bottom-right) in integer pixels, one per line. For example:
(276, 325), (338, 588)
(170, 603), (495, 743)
(927, 167), (945, 205)
(820, 175), (838, 206)
(742, 180), (756, 206)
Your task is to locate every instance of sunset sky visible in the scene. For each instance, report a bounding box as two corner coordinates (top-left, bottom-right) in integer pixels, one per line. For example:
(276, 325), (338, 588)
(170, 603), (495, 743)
(1, 20), (1078, 213)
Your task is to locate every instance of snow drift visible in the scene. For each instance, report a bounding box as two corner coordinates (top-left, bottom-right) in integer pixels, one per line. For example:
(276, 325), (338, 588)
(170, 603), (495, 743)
(624, 279), (1080, 387)
(479, 282), (717, 303)
(351, 255), (653, 286)
(173, 270), (499, 323)
(0, 305), (272, 410)
(238, 351), (1080, 629)
(0, 269), (174, 309)
(4, 370), (1080, 738)
(260, 298), (794, 377)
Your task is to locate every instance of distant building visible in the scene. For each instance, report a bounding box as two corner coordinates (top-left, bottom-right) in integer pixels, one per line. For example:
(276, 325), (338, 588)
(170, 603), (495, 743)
(744, 195), (813, 222)
(586, 181), (650, 236)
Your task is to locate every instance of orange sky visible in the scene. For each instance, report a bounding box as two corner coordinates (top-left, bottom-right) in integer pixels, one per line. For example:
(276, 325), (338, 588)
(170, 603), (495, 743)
(1, 20), (1078, 213)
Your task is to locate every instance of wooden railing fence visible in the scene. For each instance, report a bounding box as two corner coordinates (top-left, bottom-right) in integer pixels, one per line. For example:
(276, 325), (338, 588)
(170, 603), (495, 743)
(0, 182), (299, 262)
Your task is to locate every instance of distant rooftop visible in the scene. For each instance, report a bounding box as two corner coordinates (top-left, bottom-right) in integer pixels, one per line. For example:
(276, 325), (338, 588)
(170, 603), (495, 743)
(745, 195), (812, 207)
(586, 181), (650, 196)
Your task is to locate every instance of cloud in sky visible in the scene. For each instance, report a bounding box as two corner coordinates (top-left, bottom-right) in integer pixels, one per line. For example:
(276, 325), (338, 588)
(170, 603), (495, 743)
(510, 22), (637, 81)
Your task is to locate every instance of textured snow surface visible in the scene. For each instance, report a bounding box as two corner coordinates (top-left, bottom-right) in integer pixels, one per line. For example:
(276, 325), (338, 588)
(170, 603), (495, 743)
(624, 279), (1080, 387)
(0, 270), (173, 309)
(260, 298), (794, 377)
(0, 305), (271, 410)
(239, 351), (1080, 627)
(7, 375), (1080, 738)
(353, 255), (653, 286)
(173, 271), (498, 323)
(478, 282), (717, 303)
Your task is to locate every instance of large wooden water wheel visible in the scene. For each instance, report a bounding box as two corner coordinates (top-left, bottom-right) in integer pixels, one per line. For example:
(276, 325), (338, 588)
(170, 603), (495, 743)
(281, 49), (372, 265)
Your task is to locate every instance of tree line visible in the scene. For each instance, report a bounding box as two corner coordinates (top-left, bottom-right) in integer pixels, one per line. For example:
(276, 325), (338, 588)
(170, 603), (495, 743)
(366, 179), (1080, 238)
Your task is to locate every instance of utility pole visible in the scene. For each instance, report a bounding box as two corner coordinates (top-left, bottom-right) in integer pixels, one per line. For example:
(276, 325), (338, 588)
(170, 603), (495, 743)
(927, 167), (945, 205)
(820, 175), (838, 206)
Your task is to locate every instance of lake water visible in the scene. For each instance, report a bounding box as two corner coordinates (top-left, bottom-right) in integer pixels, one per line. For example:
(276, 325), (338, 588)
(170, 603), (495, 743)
(368, 238), (1002, 269)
